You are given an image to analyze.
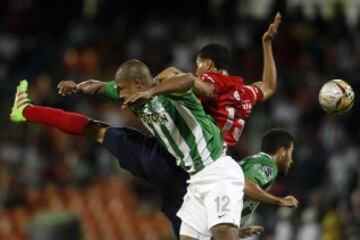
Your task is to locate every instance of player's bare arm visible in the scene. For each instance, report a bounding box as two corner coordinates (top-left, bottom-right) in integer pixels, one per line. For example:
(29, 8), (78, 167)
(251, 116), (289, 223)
(122, 73), (196, 108)
(245, 176), (299, 208)
(157, 67), (215, 99)
(155, 67), (183, 82)
(58, 79), (106, 96)
(193, 78), (215, 98)
(253, 12), (281, 101)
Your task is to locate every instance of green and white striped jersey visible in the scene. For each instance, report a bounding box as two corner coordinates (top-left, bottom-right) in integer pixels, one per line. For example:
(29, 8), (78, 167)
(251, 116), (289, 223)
(239, 152), (278, 225)
(131, 92), (225, 173)
(103, 81), (225, 173)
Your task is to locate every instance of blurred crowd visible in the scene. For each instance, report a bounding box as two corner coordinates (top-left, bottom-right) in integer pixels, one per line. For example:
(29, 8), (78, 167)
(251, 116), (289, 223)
(0, 0), (359, 239)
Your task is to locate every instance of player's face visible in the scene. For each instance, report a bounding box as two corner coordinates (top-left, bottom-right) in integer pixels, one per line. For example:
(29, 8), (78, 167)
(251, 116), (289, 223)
(115, 69), (148, 102)
(279, 143), (294, 175)
(195, 56), (212, 77)
(115, 79), (137, 101)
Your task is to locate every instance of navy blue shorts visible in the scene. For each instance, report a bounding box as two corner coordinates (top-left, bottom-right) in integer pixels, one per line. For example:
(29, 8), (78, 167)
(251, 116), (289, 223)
(101, 127), (188, 238)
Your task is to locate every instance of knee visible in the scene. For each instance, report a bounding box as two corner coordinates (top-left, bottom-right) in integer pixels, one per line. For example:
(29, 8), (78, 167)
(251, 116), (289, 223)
(211, 224), (238, 240)
(84, 120), (108, 143)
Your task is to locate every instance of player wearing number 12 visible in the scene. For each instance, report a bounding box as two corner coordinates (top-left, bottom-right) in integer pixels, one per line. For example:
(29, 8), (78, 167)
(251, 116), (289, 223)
(11, 81), (297, 240)
(11, 13), (286, 240)
(12, 60), (243, 240)
(117, 60), (244, 240)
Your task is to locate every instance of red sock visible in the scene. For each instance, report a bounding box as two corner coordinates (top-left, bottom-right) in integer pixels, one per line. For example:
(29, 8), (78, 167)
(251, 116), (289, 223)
(23, 105), (89, 136)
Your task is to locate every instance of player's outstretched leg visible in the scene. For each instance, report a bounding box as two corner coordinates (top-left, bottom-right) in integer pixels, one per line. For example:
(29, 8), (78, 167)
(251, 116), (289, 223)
(10, 80), (89, 136)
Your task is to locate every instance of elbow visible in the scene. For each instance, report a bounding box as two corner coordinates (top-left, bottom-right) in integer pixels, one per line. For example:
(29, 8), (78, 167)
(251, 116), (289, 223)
(265, 78), (277, 92)
(244, 186), (256, 198)
(269, 81), (277, 92)
(180, 73), (195, 92)
(167, 66), (180, 73)
(187, 74), (196, 88)
(267, 86), (276, 98)
(262, 82), (276, 100)
(244, 178), (252, 195)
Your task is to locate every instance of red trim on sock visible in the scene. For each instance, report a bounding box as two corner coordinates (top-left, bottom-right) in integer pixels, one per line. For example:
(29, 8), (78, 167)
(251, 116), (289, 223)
(23, 105), (89, 136)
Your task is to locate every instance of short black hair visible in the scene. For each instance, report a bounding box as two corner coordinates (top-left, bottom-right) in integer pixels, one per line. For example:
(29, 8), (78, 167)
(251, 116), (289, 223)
(117, 59), (152, 83)
(261, 128), (294, 155)
(198, 43), (230, 70)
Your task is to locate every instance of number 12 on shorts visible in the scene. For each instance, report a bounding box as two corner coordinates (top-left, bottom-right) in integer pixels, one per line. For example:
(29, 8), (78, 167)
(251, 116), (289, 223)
(215, 195), (230, 215)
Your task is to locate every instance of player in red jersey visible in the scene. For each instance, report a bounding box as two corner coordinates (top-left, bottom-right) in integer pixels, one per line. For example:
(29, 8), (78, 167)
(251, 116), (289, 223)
(157, 13), (281, 150)
(13, 12), (283, 238)
(57, 12), (280, 151)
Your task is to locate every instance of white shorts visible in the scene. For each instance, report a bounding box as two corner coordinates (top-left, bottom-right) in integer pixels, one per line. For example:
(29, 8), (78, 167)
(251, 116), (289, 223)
(177, 156), (244, 237)
(180, 222), (211, 240)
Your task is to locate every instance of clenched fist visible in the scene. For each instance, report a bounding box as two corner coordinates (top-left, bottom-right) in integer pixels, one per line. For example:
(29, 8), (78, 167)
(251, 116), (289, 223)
(279, 195), (299, 208)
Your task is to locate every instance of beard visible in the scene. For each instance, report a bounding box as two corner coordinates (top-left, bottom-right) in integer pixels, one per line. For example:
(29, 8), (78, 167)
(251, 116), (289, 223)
(278, 164), (289, 176)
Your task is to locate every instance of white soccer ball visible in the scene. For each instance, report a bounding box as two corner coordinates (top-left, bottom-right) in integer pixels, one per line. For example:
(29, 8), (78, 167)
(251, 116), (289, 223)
(319, 79), (355, 114)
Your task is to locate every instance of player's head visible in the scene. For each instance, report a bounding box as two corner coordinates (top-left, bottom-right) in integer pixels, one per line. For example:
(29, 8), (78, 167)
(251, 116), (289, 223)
(261, 128), (294, 175)
(115, 59), (153, 100)
(196, 43), (230, 76)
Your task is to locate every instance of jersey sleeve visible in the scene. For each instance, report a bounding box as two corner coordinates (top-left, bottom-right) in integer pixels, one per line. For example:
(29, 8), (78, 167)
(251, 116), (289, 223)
(104, 81), (121, 100)
(245, 163), (277, 187)
(242, 85), (264, 104)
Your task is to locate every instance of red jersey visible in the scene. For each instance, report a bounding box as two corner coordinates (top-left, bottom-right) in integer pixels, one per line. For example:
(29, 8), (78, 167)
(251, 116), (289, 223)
(200, 72), (263, 146)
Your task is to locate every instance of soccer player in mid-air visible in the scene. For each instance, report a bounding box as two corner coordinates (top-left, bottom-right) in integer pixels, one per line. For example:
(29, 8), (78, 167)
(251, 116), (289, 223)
(10, 12), (299, 239)
(10, 79), (297, 238)
(58, 12), (280, 152)
(13, 60), (246, 240)
(156, 13), (282, 156)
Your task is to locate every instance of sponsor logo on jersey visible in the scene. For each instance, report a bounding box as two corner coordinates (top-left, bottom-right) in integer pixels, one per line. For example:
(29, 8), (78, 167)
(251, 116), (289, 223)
(261, 166), (273, 179)
(138, 97), (169, 124)
(139, 112), (169, 125)
(251, 164), (273, 182)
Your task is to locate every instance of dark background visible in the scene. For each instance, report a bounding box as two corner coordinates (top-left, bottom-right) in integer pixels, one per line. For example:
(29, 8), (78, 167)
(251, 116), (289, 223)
(0, 0), (359, 239)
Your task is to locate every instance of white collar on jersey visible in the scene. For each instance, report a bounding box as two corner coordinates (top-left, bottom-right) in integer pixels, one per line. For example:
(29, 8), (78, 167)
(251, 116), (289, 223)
(259, 152), (272, 159)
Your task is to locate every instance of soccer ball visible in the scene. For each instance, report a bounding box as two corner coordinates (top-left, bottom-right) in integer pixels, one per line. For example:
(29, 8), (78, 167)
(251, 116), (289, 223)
(319, 79), (355, 114)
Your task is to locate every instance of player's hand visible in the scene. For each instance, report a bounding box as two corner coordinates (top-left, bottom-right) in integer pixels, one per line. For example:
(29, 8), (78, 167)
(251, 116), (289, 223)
(279, 195), (299, 208)
(239, 225), (264, 238)
(57, 80), (79, 96)
(262, 12), (282, 42)
(122, 89), (154, 109)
